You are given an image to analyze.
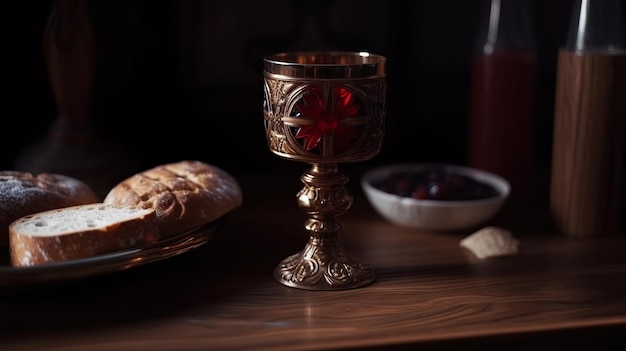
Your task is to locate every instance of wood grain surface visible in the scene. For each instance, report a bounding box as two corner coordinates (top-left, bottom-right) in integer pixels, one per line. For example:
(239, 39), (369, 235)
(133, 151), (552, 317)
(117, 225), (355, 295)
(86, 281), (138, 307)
(1, 172), (626, 350)
(550, 50), (626, 238)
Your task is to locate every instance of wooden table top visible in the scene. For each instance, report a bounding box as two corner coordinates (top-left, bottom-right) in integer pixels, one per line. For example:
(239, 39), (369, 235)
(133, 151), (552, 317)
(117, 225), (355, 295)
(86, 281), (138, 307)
(2, 171), (626, 350)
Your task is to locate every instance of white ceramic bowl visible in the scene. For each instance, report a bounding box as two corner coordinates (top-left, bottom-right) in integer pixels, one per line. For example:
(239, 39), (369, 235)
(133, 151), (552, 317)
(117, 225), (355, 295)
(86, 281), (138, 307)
(360, 163), (510, 231)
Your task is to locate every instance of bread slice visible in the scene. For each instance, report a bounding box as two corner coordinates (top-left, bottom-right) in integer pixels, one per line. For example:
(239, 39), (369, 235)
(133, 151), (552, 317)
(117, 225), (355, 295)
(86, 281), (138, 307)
(9, 203), (159, 267)
(459, 226), (519, 259)
(103, 160), (243, 239)
(0, 171), (99, 247)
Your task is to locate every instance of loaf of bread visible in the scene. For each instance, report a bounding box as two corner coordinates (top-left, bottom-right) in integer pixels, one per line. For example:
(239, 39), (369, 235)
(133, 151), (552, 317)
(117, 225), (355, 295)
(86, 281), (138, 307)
(0, 171), (99, 247)
(9, 203), (159, 267)
(103, 160), (243, 239)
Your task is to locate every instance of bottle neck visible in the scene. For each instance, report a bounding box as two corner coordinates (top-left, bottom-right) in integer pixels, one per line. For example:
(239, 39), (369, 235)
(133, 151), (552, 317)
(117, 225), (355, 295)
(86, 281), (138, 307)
(476, 0), (536, 55)
(565, 0), (625, 53)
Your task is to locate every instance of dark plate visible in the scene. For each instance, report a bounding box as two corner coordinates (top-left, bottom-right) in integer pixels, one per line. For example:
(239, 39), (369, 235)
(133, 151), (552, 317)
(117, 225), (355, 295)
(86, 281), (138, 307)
(0, 218), (226, 287)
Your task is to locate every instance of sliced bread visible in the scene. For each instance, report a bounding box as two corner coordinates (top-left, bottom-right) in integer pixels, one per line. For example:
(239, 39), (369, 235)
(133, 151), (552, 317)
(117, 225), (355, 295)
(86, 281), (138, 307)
(459, 226), (519, 259)
(9, 203), (159, 267)
(0, 171), (99, 247)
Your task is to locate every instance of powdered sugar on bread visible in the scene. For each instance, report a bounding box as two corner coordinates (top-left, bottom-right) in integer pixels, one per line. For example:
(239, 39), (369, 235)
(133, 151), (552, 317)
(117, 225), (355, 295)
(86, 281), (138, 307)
(0, 171), (99, 247)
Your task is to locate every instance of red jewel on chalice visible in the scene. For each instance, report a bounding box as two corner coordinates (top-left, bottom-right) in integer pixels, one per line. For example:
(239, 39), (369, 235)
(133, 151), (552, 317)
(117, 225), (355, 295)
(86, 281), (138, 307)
(295, 85), (360, 151)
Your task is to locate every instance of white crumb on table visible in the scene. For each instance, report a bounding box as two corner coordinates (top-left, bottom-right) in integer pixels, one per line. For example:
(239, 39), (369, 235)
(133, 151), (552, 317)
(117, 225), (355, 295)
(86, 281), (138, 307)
(460, 226), (519, 259)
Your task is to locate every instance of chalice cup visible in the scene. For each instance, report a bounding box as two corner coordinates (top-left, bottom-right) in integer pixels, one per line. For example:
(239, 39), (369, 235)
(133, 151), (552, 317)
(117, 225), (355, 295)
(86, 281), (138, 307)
(263, 51), (387, 290)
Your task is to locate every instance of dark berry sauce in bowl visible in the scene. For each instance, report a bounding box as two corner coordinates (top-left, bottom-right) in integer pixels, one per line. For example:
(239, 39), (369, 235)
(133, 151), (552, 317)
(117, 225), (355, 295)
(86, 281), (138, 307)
(361, 164), (510, 231)
(372, 169), (499, 201)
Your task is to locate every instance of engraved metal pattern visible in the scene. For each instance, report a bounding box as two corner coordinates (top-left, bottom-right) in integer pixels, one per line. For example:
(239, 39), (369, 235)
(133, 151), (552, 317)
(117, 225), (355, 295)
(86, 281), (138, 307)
(274, 164), (375, 290)
(263, 52), (385, 290)
(263, 77), (386, 163)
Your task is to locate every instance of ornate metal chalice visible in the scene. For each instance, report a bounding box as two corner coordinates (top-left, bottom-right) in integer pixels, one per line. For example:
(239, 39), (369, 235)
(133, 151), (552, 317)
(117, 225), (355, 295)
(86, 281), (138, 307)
(263, 51), (387, 290)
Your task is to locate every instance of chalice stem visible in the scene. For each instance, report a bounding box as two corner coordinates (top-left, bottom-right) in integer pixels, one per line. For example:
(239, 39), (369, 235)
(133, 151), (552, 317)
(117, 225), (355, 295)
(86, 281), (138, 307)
(273, 163), (375, 290)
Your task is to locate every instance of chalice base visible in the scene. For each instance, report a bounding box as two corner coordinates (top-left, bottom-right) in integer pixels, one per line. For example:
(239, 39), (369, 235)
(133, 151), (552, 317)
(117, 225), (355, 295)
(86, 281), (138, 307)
(273, 237), (375, 290)
(273, 163), (375, 290)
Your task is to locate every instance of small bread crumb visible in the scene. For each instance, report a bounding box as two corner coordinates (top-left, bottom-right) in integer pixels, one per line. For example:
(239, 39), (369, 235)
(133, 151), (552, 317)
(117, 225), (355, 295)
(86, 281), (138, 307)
(460, 226), (519, 259)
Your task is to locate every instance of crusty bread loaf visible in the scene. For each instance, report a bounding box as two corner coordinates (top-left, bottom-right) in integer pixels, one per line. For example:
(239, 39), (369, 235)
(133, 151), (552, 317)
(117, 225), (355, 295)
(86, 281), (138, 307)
(0, 171), (99, 247)
(9, 203), (159, 267)
(103, 160), (242, 239)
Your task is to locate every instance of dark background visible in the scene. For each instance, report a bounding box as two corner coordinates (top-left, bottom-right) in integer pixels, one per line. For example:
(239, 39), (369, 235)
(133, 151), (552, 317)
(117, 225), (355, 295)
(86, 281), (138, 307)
(2, 0), (621, 195)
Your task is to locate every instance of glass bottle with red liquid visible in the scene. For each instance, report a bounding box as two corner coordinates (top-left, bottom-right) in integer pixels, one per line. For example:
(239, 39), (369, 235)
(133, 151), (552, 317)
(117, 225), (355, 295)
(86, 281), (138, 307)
(468, 0), (537, 207)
